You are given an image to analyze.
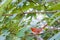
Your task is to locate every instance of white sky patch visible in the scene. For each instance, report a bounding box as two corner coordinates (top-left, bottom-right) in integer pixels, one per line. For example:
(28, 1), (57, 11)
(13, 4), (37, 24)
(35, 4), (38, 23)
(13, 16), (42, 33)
(26, 2), (30, 5)
(12, 0), (17, 3)
(0, 0), (6, 5)
(0, 35), (6, 40)
(34, 3), (39, 6)
(37, 14), (44, 21)
(26, 8), (33, 12)
(45, 3), (49, 6)
(41, 10), (45, 12)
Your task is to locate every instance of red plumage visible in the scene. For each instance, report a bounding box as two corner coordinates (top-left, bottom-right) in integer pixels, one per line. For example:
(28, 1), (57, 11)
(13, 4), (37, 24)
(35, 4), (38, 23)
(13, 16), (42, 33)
(31, 24), (47, 34)
(31, 27), (42, 34)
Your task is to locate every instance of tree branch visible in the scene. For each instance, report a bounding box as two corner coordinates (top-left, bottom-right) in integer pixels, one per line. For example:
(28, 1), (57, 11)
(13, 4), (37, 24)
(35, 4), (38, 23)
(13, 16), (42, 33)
(2, 11), (57, 16)
(47, 26), (60, 30)
(28, 26), (60, 36)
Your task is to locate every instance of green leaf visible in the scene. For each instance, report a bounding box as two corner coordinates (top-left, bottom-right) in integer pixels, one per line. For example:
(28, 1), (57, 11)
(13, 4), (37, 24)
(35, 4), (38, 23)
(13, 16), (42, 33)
(50, 16), (60, 26)
(34, 4), (41, 10)
(46, 12), (60, 25)
(46, 12), (53, 17)
(48, 3), (60, 10)
(26, 13), (36, 18)
(0, 0), (12, 17)
(6, 34), (21, 40)
(0, 0), (12, 8)
(26, 36), (34, 40)
(49, 32), (60, 40)
(16, 26), (31, 37)
(14, 14), (24, 20)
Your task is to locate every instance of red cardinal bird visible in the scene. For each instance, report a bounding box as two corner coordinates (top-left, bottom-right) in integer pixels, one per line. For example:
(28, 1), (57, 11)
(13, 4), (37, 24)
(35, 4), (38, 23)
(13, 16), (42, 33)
(31, 24), (47, 34)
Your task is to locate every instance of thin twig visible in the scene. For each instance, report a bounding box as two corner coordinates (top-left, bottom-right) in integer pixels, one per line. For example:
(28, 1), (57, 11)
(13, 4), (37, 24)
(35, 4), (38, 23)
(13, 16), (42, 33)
(2, 11), (58, 16)
(47, 26), (60, 30)
(2, 14), (13, 16)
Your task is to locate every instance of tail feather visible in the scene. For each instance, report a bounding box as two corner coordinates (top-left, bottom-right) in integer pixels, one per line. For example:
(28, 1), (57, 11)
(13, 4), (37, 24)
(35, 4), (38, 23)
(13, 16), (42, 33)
(42, 24), (47, 29)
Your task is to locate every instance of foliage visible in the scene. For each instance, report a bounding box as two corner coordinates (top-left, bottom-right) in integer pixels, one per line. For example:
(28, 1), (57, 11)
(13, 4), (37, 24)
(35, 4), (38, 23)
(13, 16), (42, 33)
(0, 0), (60, 40)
